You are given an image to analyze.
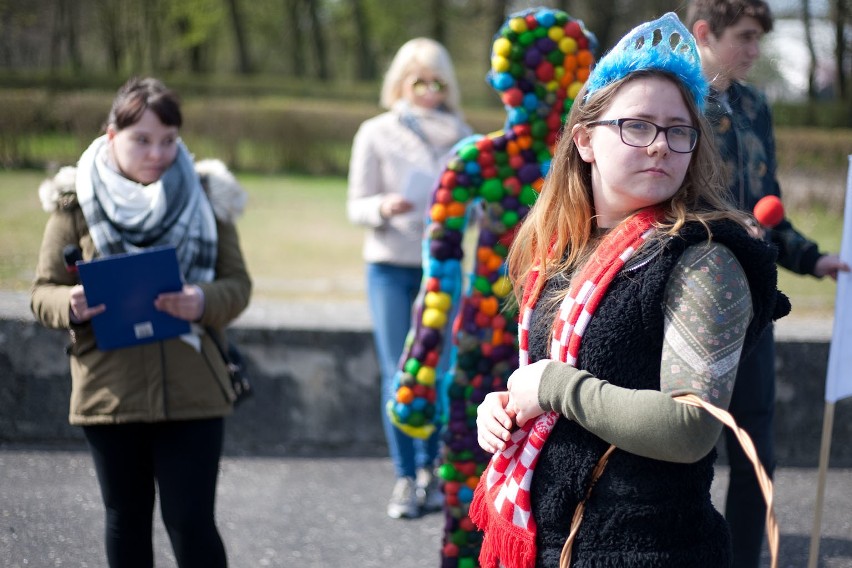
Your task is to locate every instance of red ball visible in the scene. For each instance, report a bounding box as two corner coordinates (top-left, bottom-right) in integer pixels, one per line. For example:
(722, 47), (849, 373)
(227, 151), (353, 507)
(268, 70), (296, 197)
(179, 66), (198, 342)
(477, 151), (496, 167)
(435, 188), (453, 204)
(536, 61), (555, 82)
(424, 350), (440, 368)
(443, 543), (460, 557)
(440, 171), (457, 190)
(503, 177), (521, 195)
(565, 21), (581, 38)
(476, 137), (494, 151)
(502, 87), (524, 107)
(753, 195), (785, 228)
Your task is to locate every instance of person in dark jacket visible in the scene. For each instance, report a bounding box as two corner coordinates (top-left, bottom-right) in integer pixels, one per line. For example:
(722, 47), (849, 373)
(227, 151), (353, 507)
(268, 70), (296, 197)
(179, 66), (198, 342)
(31, 76), (252, 568)
(471, 13), (789, 567)
(687, 1), (848, 565)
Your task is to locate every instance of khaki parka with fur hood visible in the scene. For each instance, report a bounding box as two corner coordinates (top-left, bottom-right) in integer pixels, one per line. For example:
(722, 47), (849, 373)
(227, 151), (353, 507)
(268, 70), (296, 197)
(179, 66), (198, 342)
(31, 159), (252, 425)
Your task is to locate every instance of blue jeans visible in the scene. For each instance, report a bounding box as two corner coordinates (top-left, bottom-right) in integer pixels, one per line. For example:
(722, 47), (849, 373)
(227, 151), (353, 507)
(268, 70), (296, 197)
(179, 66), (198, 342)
(367, 262), (440, 479)
(725, 327), (776, 568)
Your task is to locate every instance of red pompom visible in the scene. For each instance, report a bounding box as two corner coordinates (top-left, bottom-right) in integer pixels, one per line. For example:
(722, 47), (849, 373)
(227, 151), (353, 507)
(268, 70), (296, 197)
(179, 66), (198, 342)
(753, 195), (784, 228)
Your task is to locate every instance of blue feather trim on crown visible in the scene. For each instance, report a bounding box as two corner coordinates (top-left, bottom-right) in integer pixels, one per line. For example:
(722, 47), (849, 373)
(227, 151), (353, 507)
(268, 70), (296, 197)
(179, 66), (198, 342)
(584, 12), (707, 111)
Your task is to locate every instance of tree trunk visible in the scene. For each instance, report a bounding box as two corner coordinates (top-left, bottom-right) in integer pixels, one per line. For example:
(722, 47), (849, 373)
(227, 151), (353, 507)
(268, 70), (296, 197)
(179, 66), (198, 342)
(65, 0), (82, 71)
(802, 0), (818, 99)
(176, 16), (205, 73)
(226, 0), (254, 74)
(49, 0), (63, 72)
(835, 0), (849, 98)
(430, 0), (446, 44)
(46, 0), (83, 72)
(95, 0), (124, 73)
(555, 0), (570, 12)
(145, 0), (162, 72)
(285, 0), (306, 77)
(587, 0), (619, 55)
(305, 0), (329, 80)
(350, 0), (376, 81)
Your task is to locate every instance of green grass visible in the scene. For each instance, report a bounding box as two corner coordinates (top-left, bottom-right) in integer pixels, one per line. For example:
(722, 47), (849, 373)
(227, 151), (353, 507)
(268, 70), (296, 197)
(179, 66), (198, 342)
(235, 173), (366, 302)
(775, 206), (843, 320)
(1, 169), (844, 316)
(2, 169), (368, 302)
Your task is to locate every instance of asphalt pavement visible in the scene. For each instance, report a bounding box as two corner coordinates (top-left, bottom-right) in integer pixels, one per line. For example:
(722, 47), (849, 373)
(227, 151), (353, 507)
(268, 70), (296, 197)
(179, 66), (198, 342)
(1, 444), (851, 567)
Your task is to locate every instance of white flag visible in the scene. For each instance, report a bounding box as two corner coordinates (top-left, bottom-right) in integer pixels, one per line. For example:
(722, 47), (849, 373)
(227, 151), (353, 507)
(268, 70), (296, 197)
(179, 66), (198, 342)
(825, 155), (852, 403)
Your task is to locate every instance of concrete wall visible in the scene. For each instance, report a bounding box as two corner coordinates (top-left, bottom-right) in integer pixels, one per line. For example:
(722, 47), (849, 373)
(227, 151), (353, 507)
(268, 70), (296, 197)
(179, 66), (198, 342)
(1, 315), (850, 467)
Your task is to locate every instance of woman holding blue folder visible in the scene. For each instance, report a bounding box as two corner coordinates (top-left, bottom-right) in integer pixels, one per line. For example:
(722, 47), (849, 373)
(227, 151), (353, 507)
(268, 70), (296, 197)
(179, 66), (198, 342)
(31, 77), (252, 568)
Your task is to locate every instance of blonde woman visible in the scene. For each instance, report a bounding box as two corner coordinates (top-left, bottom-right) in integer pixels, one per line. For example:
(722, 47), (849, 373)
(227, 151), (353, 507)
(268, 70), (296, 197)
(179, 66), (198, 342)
(347, 38), (472, 519)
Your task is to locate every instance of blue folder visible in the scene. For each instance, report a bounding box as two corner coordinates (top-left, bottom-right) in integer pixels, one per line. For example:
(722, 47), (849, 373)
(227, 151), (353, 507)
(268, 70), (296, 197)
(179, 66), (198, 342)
(77, 245), (191, 351)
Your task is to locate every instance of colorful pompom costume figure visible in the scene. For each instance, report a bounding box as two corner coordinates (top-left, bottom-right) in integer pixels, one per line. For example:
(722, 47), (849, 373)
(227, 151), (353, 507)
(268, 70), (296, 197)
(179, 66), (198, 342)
(386, 8), (597, 567)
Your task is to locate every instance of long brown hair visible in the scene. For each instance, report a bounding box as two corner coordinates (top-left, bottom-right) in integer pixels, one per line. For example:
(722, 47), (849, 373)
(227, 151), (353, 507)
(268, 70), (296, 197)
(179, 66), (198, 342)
(508, 69), (749, 303)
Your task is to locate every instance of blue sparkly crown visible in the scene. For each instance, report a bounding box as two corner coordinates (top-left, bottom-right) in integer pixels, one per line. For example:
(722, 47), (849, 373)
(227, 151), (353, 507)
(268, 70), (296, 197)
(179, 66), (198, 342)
(583, 12), (707, 111)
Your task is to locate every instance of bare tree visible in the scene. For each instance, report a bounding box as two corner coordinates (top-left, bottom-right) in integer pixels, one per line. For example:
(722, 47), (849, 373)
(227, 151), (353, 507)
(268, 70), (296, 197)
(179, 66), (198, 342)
(50, 0), (81, 72)
(285, 0), (306, 77)
(350, 0), (376, 80)
(305, 0), (329, 79)
(226, 0), (254, 74)
(802, 0), (818, 99)
(834, 0), (849, 98)
(94, 0), (125, 73)
(144, 0), (163, 71)
(554, 0), (572, 13)
(431, 0), (447, 44)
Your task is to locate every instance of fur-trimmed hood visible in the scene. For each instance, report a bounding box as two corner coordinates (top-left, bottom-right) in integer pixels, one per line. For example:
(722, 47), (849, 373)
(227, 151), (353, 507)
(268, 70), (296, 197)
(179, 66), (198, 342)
(37, 158), (247, 223)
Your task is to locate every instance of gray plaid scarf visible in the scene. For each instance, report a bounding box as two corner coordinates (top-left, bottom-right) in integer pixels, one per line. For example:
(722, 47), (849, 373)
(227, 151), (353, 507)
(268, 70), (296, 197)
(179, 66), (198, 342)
(76, 135), (217, 284)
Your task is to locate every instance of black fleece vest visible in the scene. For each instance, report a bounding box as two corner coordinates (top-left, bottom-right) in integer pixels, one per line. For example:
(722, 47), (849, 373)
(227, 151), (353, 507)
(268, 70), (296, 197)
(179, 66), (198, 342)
(528, 220), (788, 568)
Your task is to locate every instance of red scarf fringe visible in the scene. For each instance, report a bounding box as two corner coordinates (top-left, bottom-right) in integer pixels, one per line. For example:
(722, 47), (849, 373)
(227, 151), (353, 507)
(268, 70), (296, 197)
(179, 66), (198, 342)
(470, 474), (537, 568)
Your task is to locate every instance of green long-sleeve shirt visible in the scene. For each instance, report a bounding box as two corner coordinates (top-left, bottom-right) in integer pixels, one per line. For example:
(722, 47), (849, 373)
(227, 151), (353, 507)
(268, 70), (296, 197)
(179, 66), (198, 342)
(537, 242), (752, 463)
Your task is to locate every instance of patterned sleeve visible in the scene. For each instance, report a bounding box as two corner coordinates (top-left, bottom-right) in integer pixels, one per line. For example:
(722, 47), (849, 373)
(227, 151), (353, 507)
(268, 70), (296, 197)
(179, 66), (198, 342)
(536, 242), (754, 462)
(661, 242), (753, 409)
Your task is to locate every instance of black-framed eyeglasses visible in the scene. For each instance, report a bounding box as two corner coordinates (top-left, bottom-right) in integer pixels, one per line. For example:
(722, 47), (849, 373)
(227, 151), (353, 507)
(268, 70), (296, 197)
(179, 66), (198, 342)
(586, 118), (699, 153)
(412, 78), (446, 95)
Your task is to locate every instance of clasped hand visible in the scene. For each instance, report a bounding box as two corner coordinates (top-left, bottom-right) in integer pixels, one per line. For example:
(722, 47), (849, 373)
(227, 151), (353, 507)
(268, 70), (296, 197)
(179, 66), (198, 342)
(69, 284), (205, 324)
(476, 359), (550, 454)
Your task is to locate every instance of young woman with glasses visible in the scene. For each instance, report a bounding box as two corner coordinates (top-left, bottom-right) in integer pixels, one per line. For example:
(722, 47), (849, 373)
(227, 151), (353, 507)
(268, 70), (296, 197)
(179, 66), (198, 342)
(471, 13), (789, 568)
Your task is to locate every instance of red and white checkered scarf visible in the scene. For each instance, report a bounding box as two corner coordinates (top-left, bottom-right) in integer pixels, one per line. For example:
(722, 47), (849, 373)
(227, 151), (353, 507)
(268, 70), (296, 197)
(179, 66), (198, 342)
(469, 209), (659, 568)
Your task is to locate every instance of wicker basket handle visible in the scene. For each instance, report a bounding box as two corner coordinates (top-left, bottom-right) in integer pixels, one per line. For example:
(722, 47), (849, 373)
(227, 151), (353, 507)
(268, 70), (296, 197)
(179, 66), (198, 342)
(559, 393), (778, 568)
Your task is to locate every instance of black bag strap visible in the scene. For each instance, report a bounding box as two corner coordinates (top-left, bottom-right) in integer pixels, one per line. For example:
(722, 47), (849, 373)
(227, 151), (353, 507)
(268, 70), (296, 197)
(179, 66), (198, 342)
(205, 326), (232, 364)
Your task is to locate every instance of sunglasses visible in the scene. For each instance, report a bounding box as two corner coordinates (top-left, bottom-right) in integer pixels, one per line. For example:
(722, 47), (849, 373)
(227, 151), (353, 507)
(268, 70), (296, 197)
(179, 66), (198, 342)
(411, 78), (446, 95)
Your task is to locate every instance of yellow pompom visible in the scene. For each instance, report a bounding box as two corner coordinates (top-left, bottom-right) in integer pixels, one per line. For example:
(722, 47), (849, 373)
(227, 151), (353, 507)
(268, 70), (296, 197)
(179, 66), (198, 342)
(508, 17), (527, 34)
(548, 27), (565, 42)
(425, 291), (452, 312)
(492, 276), (513, 298)
(493, 37), (512, 57)
(422, 308), (448, 329)
(568, 81), (585, 100)
(417, 366), (436, 386)
(491, 55), (510, 73)
(559, 36), (578, 54)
